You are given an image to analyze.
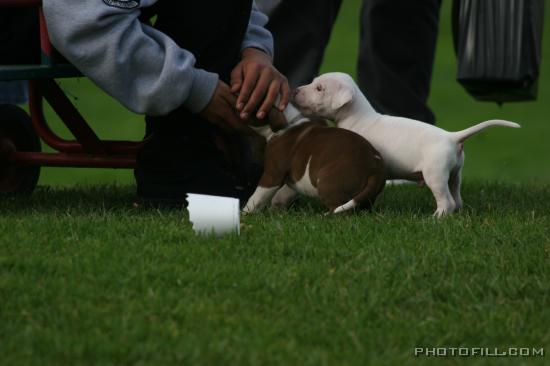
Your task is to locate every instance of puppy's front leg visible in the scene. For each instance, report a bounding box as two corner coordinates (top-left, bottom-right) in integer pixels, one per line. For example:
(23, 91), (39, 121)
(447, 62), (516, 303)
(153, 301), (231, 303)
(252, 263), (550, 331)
(245, 146), (289, 214)
(243, 186), (281, 213)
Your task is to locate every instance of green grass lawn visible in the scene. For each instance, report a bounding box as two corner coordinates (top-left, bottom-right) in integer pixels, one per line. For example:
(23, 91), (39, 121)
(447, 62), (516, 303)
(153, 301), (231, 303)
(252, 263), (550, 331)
(2, 1), (550, 365)
(1, 183), (549, 365)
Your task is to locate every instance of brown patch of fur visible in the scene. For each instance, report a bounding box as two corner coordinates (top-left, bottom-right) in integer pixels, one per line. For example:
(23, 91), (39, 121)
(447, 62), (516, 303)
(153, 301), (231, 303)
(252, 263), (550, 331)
(259, 122), (386, 211)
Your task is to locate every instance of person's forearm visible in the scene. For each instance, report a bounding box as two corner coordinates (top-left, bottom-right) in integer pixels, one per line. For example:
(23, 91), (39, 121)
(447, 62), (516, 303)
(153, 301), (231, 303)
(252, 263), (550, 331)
(241, 1), (274, 58)
(43, 0), (218, 115)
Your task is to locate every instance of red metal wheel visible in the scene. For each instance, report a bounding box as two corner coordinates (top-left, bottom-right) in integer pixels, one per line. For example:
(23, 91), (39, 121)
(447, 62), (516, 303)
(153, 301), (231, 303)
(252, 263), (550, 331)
(0, 104), (41, 195)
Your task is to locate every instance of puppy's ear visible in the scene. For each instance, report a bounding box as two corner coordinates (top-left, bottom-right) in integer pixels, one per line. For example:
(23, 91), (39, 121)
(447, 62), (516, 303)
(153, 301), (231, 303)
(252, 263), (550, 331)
(331, 86), (354, 110)
(267, 108), (288, 132)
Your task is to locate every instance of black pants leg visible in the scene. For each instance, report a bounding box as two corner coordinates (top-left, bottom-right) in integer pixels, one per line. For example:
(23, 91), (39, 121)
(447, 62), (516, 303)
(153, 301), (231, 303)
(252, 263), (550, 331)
(265, 0), (342, 88)
(135, 115), (247, 204)
(134, 0), (256, 205)
(357, 0), (442, 124)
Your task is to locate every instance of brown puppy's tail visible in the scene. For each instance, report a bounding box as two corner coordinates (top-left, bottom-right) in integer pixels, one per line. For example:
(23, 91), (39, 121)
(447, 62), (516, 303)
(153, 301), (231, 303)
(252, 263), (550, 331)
(333, 173), (385, 214)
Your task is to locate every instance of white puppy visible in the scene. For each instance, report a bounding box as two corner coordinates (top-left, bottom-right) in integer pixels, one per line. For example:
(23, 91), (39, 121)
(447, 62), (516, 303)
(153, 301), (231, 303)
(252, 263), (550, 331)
(293, 72), (521, 217)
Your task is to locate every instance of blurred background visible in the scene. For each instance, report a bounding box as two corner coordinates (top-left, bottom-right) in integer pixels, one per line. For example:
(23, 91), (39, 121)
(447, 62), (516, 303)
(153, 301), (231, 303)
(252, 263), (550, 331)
(36, 0), (549, 186)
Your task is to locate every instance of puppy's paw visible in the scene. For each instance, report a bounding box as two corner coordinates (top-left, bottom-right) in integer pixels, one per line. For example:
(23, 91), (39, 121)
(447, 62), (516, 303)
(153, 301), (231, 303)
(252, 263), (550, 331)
(242, 205), (254, 215)
(433, 209), (451, 218)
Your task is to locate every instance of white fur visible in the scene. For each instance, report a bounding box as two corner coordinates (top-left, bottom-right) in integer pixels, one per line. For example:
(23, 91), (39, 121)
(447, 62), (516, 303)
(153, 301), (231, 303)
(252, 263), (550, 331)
(288, 157), (319, 198)
(333, 199), (358, 214)
(294, 72), (520, 217)
(243, 156), (320, 214)
(243, 186), (280, 213)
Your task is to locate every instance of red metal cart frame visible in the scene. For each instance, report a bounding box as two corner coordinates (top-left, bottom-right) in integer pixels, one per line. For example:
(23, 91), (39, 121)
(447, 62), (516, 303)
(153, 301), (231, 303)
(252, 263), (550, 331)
(0, 0), (145, 194)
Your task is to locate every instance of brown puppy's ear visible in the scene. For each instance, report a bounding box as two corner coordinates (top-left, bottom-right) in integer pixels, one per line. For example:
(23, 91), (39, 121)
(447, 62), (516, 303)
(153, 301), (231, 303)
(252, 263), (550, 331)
(267, 108), (288, 132)
(246, 108), (288, 132)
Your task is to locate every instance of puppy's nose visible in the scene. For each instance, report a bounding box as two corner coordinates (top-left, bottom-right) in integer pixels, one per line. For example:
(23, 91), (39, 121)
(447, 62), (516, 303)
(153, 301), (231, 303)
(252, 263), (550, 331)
(292, 88), (300, 101)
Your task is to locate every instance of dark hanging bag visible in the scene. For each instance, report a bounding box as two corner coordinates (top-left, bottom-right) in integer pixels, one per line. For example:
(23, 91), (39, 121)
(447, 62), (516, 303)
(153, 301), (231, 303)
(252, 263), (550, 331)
(452, 0), (545, 103)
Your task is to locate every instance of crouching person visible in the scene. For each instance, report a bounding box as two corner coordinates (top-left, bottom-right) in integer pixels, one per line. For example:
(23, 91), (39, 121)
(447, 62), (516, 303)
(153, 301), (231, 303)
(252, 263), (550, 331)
(43, 0), (290, 204)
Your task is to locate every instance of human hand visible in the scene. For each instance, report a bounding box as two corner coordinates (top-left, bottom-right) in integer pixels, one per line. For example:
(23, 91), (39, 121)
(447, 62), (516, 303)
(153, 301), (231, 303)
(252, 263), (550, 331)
(230, 48), (290, 120)
(199, 81), (255, 135)
(246, 107), (288, 132)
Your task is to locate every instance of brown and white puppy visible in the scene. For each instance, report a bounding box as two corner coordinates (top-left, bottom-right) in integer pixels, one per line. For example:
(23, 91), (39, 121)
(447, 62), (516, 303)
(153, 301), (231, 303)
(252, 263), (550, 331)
(243, 104), (386, 214)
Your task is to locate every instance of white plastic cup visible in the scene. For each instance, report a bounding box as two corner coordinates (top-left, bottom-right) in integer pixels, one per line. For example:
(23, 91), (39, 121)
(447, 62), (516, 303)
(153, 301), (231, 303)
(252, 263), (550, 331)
(186, 193), (240, 236)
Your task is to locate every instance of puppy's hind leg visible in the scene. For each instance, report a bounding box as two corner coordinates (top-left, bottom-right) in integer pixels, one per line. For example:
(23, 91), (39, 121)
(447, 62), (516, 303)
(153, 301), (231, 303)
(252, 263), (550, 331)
(449, 167), (463, 211)
(423, 167), (456, 218)
(449, 151), (465, 211)
(271, 184), (299, 209)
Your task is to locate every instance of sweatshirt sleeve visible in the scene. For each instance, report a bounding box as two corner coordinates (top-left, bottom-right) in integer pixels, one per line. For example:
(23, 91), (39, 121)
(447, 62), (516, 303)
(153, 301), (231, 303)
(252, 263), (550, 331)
(241, 1), (274, 58)
(42, 0), (219, 115)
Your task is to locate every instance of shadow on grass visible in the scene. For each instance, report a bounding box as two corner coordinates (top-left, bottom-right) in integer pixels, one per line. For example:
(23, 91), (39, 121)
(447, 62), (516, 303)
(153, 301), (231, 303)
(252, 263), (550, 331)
(377, 181), (550, 217)
(0, 185), (140, 214)
(286, 181), (549, 218)
(0, 181), (548, 217)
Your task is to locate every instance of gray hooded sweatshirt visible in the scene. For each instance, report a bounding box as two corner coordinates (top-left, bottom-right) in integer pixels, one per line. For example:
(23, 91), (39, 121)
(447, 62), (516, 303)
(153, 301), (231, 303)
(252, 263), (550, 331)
(43, 0), (273, 116)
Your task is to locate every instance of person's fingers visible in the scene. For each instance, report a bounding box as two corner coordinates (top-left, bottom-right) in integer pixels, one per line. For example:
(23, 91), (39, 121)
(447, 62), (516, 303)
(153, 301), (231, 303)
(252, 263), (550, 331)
(202, 94), (258, 136)
(236, 65), (261, 113)
(224, 112), (244, 131)
(221, 84), (238, 106)
(241, 69), (272, 119)
(279, 78), (290, 111)
(223, 106), (257, 136)
(257, 80), (281, 119)
(218, 80), (231, 93)
(216, 98), (244, 129)
(230, 65), (244, 94)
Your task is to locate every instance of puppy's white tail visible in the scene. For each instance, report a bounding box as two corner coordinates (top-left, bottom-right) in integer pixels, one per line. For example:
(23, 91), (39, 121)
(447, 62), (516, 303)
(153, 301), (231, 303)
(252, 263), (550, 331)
(333, 199), (358, 214)
(332, 172), (385, 214)
(451, 120), (520, 143)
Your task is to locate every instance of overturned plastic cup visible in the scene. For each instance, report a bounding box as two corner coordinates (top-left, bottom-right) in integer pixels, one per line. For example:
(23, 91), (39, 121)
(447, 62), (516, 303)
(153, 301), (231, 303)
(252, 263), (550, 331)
(186, 193), (240, 236)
